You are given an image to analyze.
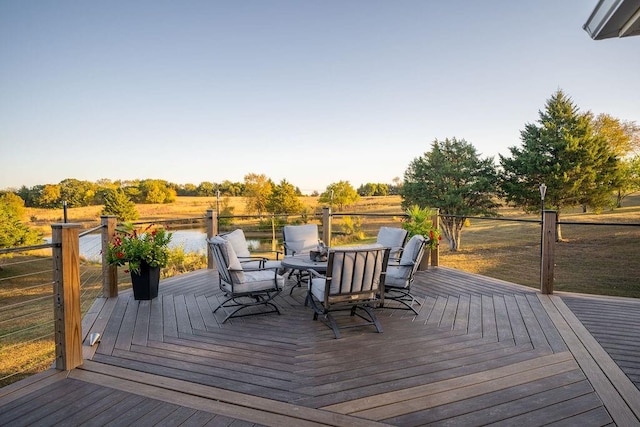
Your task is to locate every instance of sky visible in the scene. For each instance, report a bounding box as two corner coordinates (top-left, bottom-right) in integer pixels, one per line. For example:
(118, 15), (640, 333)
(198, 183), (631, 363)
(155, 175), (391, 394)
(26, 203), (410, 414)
(1, 1), (639, 195)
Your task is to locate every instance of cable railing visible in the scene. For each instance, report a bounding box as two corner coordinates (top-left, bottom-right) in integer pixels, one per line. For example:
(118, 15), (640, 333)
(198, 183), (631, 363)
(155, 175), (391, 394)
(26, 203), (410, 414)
(0, 244), (55, 387)
(2, 208), (639, 389)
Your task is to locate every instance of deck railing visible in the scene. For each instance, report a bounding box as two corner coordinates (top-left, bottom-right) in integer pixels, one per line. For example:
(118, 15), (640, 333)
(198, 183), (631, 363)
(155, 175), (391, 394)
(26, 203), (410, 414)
(3, 207), (639, 385)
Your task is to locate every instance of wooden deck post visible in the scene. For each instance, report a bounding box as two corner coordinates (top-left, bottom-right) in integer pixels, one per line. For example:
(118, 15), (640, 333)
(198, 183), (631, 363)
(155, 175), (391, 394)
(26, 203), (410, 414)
(206, 209), (218, 269)
(541, 210), (557, 294)
(322, 207), (332, 246)
(101, 215), (118, 297)
(431, 210), (440, 267)
(51, 223), (83, 370)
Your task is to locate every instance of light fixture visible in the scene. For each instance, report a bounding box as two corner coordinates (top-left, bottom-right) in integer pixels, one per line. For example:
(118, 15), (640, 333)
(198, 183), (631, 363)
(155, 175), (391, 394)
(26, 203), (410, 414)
(89, 332), (101, 346)
(539, 183), (547, 201)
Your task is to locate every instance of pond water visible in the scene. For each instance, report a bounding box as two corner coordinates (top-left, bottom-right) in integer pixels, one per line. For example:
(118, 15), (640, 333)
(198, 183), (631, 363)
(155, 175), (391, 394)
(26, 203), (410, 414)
(71, 229), (265, 262)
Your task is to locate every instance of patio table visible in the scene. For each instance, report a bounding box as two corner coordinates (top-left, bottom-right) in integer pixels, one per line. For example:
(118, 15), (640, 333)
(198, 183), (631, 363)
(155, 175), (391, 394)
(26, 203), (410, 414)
(281, 254), (328, 295)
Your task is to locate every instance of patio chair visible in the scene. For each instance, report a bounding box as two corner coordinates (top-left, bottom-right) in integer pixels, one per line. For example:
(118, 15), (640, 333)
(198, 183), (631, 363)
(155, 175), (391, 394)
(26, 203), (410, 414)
(307, 245), (390, 339)
(376, 226), (408, 262)
(219, 229), (282, 269)
(282, 224), (320, 256)
(282, 224), (320, 291)
(208, 236), (284, 323)
(381, 234), (427, 314)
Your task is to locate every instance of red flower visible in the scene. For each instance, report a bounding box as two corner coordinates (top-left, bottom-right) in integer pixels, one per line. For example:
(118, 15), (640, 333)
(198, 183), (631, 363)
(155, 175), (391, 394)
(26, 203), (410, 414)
(116, 251), (125, 259)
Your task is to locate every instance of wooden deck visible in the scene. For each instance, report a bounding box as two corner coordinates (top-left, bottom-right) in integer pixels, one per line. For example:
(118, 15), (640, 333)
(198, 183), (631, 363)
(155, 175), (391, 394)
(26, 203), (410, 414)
(1, 266), (640, 426)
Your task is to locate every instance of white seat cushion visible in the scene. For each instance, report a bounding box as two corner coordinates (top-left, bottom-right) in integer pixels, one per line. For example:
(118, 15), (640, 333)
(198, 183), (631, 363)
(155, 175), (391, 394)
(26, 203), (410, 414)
(241, 260), (282, 270)
(221, 270), (284, 294)
(376, 227), (407, 259)
(400, 235), (425, 264)
(386, 235), (426, 289)
(211, 236), (245, 283)
(283, 224), (318, 255)
(221, 229), (251, 258)
(385, 265), (411, 288)
(311, 277), (327, 301)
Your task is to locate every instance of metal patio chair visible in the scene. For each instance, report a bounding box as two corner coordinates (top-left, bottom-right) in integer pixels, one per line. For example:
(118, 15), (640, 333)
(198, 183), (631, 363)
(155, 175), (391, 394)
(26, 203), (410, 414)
(282, 223), (320, 291)
(382, 234), (427, 314)
(376, 226), (408, 262)
(307, 245), (390, 339)
(208, 236), (284, 323)
(219, 228), (282, 270)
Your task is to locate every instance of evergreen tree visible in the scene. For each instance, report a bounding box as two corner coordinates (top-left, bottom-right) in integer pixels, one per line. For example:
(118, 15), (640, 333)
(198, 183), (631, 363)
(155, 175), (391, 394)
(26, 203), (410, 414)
(101, 189), (139, 222)
(500, 90), (619, 235)
(402, 137), (500, 251)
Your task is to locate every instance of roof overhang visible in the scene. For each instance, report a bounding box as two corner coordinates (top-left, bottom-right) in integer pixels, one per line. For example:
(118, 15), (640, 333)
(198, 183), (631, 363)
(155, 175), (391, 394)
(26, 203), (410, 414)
(583, 0), (640, 39)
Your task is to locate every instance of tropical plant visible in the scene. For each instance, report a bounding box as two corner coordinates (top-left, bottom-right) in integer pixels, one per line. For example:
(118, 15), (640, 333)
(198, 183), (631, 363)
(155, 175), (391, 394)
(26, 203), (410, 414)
(106, 223), (173, 274)
(402, 205), (441, 249)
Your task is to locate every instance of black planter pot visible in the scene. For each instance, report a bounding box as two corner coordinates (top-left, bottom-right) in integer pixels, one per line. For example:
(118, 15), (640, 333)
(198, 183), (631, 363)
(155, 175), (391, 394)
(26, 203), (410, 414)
(130, 261), (160, 300)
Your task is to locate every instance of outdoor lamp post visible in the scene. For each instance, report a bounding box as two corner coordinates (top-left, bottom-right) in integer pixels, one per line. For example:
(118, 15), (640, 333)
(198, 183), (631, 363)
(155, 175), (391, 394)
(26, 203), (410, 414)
(539, 183), (547, 218)
(216, 190), (220, 229)
(539, 183), (547, 264)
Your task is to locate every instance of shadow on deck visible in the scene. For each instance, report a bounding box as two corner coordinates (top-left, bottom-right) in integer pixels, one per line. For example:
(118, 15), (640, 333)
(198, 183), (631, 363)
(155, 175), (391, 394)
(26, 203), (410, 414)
(1, 267), (639, 426)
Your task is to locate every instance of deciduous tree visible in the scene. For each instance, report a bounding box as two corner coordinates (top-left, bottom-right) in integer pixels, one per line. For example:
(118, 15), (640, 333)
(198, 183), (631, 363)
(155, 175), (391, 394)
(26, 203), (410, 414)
(319, 181), (360, 211)
(266, 179), (304, 215)
(591, 114), (640, 207)
(0, 193), (41, 248)
(243, 173), (272, 215)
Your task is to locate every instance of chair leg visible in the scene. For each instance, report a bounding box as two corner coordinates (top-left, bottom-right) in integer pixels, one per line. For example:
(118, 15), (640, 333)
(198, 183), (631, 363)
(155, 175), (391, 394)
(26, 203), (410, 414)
(355, 305), (383, 333)
(214, 290), (281, 323)
(384, 288), (421, 315)
(307, 292), (381, 338)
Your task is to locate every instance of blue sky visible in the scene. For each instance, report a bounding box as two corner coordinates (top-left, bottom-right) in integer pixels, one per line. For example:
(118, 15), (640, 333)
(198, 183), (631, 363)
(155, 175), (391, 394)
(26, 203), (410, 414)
(1, 1), (638, 194)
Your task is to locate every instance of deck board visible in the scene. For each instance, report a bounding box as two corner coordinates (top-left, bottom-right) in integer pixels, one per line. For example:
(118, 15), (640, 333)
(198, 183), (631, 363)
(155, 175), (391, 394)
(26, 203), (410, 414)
(561, 293), (640, 392)
(1, 266), (639, 426)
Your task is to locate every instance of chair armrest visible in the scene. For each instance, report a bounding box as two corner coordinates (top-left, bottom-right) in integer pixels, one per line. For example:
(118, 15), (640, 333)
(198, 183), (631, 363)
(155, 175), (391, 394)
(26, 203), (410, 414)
(253, 250), (283, 260)
(397, 261), (416, 267)
(307, 268), (325, 278)
(238, 256), (269, 268)
(282, 242), (297, 256)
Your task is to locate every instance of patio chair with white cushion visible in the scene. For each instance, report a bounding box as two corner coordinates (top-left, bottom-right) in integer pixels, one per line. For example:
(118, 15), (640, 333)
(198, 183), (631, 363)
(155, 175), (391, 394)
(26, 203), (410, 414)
(282, 224), (320, 256)
(382, 234), (427, 315)
(282, 223), (320, 291)
(219, 229), (282, 270)
(208, 236), (284, 323)
(376, 226), (408, 262)
(307, 245), (390, 339)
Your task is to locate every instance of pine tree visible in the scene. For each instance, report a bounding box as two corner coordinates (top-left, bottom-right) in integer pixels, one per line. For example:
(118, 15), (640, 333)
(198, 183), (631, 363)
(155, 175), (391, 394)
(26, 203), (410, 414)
(500, 90), (619, 237)
(101, 189), (139, 222)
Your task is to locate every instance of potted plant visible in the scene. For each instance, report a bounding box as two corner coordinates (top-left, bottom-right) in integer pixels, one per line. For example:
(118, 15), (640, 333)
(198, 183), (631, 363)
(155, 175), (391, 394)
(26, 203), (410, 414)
(106, 223), (173, 300)
(402, 205), (441, 268)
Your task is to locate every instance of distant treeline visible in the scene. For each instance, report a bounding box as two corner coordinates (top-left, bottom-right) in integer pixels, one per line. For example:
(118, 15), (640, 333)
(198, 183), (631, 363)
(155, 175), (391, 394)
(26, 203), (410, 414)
(1, 178), (398, 209)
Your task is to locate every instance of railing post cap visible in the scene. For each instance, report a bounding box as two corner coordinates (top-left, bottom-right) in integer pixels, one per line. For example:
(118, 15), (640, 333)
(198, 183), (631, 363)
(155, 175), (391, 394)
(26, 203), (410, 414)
(51, 223), (82, 229)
